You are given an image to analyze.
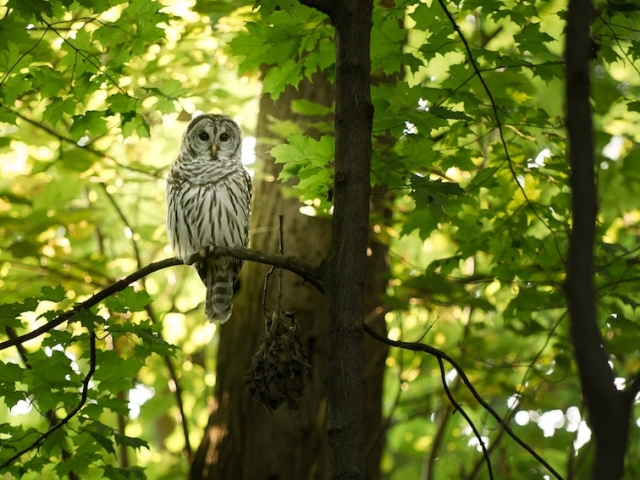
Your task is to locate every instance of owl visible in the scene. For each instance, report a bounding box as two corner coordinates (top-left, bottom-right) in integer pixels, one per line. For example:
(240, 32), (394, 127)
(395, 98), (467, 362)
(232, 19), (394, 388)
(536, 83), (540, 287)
(166, 114), (252, 323)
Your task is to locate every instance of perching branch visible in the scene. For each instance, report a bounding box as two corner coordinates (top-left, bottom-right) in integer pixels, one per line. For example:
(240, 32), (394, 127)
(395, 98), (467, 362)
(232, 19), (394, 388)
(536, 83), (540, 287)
(0, 247), (322, 352)
(194, 247), (323, 292)
(0, 333), (97, 471)
(363, 324), (564, 480)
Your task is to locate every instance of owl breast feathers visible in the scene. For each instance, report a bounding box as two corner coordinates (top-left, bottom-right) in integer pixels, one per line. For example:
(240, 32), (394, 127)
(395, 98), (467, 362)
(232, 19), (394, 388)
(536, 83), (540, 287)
(166, 114), (252, 323)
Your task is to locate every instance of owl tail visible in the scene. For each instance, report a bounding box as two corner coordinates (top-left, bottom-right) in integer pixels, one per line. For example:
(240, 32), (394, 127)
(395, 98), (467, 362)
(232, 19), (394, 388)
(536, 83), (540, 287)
(198, 258), (235, 323)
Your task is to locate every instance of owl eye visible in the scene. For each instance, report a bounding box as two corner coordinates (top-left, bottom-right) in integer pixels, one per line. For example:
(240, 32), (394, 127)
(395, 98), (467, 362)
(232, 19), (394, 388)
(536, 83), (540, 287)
(219, 133), (230, 142)
(198, 131), (210, 141)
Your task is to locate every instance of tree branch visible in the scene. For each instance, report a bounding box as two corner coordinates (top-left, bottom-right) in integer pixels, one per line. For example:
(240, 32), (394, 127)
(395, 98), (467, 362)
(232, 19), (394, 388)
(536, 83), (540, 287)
(194, 247), (323, 292)
(0, 248), (321, 351)
(436, 0), (563, 260)
(363, 324), (564, 480)
(298, 0), (334, 17)
(0, 333), (97, 471)
(436, 357), (494, 480)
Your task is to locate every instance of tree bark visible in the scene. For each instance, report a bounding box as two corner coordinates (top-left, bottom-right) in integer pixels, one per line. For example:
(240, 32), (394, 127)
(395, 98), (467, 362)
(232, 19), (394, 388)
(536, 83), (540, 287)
(190, 68), (387, 479)
(316, 2), (375, 480)
(564, 1), (632, 478)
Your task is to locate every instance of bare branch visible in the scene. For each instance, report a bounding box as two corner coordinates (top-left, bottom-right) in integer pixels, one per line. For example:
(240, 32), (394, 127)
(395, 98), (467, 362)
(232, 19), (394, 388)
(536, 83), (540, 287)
(298, 0), (334, 17)
(436, 357), (494, 480)
(363, 324), (564, 480)
(0, 248), (321, 352)
(436, 0), (564, 261)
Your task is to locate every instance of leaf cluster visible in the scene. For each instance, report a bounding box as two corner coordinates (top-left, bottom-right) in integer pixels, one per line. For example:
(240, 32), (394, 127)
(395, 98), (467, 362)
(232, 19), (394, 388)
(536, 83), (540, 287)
(242, 0), (640, 477)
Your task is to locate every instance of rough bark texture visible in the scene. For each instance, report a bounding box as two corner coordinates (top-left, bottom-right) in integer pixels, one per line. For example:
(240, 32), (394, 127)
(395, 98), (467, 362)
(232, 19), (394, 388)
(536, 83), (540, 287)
(190, 69), (387, 479)
(321, 2), (375, 480)
(564, 1), (632, 478)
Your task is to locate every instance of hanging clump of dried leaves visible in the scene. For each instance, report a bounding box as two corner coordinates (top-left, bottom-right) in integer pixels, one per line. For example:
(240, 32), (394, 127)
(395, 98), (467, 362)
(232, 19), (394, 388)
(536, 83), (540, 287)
(244, 310), (309, 412)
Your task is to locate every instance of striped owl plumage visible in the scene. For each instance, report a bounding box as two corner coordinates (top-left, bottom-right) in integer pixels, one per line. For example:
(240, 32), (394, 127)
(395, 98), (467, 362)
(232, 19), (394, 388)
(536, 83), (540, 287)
(166, 114), (252, 323)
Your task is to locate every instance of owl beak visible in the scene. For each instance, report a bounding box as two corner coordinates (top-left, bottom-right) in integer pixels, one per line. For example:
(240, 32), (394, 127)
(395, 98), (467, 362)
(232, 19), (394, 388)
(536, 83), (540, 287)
(210, 145), (217, 156)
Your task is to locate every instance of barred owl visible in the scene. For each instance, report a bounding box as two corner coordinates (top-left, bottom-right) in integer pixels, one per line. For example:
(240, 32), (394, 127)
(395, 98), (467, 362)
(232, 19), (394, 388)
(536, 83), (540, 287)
(166, 114), (252, 323)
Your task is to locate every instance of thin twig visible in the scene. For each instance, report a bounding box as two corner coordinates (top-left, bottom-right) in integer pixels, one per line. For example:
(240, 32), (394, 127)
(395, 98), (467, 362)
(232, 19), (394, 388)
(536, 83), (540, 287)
(43, 19), (126, 95)
(262, 264), (275, 319)
(0, 333), (97, 470)
(435, 0), (564, 262)
(143, 306), (192, 458)
(277, 215), (284, 313)
(98, 183), (142, 266)
(437, 357), (494, 480)
(163, 349), (193, 457)
(0, 27), (49, 87)
(9, 109), (163, 177)
(363, 324), (564, 480)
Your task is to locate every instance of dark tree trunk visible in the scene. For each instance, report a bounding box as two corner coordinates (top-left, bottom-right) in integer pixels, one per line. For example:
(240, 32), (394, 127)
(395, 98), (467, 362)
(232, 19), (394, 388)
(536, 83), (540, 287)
(190, 68), (387, 479)
(564, 1), (635, 478)
(296, 2), (375, 479)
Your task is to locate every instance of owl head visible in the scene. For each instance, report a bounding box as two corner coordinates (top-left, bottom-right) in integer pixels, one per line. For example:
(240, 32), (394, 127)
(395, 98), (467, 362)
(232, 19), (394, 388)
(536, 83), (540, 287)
(180, 114), (243, 165)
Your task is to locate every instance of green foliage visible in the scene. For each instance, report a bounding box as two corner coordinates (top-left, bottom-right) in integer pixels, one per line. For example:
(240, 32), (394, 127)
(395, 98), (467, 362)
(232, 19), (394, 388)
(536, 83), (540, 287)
(238, 0), (640, 478)
(271, 134), (334, 209)
(4, 0), (640, 478)
(0, 0), (259, 477)
(230, 3), (334, 99)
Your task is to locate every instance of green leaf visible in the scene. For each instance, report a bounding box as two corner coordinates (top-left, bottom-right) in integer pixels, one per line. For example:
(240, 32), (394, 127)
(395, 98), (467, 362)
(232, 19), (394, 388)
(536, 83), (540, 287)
(93, 351), (142, 392)
(104, 287), (151, 313)
(114, 433), (149, 450)
(107, 93), (139, 114)
(102, 465), (146, 480)
(291, 99), (333, 116)
(409, 175), (464, 210)
(121, 112), (150, 138)
(60, 147), (97, 172)
(69, 111), (110, 141)
(40, 285), (67, 302)
(43, 98), (76, 126)
(261, 59), (302, 101)
(0, 298), (37, 328)
(6, 0), (53, 21)
(72, 308), (103, 331)
(29, 66), (67, 98)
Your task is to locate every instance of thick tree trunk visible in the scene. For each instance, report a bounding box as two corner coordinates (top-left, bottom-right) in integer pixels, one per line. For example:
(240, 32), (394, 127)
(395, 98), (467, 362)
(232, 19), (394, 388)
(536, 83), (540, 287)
(319, 3), (375, 479)
(190, 70), (387, 480)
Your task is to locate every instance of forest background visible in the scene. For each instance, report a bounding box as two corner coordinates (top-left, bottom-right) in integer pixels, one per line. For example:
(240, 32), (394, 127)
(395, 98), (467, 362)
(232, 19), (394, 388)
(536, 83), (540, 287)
(1, 0), (640, 479)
